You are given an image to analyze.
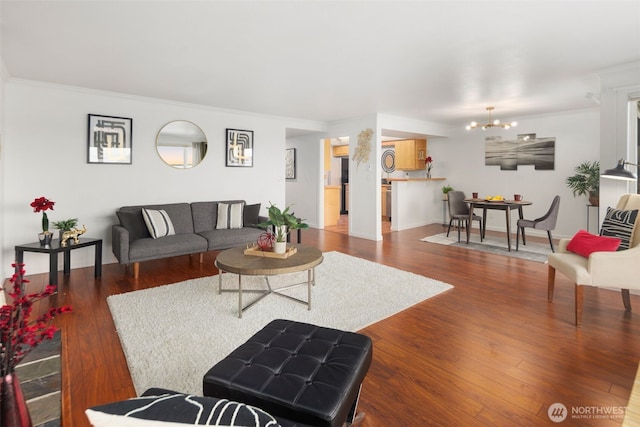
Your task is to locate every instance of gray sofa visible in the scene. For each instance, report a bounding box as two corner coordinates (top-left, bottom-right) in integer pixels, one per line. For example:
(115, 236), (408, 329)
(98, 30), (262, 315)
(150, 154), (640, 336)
(112, 200), (264, 278)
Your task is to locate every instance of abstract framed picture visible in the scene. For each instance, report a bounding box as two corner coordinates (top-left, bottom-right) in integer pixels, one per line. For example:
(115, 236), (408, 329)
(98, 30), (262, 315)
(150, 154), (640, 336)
(87, 114), (133, 164)
(285, 148), (296, 179)
(226, 129), (253, 167)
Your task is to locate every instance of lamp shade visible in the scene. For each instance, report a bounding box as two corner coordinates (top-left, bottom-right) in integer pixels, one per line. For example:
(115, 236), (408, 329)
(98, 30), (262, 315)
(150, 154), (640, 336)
(601, 159), (638, 181)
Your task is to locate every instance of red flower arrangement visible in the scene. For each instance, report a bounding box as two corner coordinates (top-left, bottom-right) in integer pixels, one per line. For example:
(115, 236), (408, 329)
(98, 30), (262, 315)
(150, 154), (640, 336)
(425, 156), (433, 175)
(30, 197), (55, 233)
(0, 263), (71, 375)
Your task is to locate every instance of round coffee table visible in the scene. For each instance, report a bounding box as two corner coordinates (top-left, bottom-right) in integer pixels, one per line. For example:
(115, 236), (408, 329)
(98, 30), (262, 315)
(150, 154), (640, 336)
(215, 244), (323, 318)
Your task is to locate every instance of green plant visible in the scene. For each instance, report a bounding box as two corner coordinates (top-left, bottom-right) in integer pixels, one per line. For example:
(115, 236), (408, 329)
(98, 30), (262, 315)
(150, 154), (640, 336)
(441, 185), (454, 194)
(260, 202), (308, 242)
(52, 218), (78, 231)
(566, 161), (600, 197)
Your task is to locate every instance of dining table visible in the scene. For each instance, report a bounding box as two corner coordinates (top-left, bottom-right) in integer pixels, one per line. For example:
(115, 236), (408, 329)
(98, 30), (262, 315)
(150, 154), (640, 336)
(464, 198), (533, 251)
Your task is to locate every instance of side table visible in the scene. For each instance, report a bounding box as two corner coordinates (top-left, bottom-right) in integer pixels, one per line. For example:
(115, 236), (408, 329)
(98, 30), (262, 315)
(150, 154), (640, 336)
(15, 237), (102, 289)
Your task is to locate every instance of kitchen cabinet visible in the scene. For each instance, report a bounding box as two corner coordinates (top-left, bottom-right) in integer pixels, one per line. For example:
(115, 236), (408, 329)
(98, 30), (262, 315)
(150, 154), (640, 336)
(381, 184), (391, 219)
(394, 139), (427, 170)
(324, 186), (341, 226)
(332, 145), (349, 157)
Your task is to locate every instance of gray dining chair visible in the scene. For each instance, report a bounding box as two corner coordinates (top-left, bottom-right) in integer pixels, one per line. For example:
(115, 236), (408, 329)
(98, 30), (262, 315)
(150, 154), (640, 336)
(447, 191), (483, 242)
(516, 195), (560, 252)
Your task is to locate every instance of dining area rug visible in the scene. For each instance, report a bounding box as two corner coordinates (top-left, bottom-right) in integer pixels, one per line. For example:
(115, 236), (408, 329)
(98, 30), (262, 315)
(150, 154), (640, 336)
(421, 232), (551, 263)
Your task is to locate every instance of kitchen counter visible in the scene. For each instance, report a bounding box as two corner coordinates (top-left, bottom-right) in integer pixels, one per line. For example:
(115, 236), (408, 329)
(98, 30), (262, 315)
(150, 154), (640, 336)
(385, 177), (446, 182)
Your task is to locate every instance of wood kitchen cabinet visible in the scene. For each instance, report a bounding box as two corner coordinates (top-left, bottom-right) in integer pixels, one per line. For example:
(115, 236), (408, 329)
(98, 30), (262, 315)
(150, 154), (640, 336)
(332, 145), (349, 157)
(381, 184), (391, 220)
(394, 139), (427, 170)
(324, 186), (341, 226)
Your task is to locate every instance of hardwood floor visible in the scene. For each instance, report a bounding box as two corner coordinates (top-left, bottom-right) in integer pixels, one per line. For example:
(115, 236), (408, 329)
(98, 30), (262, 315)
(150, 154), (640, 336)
(17, 223), (640, 426)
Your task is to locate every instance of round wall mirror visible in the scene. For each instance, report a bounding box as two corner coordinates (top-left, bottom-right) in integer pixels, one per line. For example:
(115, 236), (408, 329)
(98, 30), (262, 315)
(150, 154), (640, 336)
(156, 120), (208, 169)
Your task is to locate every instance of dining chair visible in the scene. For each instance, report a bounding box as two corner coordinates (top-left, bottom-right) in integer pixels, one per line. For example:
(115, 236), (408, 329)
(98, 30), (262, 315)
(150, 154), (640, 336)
(447, 191), (483, 242)
(516, 195), (560, 252)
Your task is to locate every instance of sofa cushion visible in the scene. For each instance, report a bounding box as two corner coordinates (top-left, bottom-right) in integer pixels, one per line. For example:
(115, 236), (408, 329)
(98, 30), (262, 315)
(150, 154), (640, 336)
(199, 228), (263, 251)
(567, 229), (621, 257)
(142, 209), (176, 239)
(243, 203), (261, 226)
(85, 388), (281, 427)
(216, 202), (244, 230)
(117, 210), (150, 241)
(191, 201), (247, 233)
(129, 234), (208, 262)
(600, 207), (639, 250)
(120, 204), (195, 235)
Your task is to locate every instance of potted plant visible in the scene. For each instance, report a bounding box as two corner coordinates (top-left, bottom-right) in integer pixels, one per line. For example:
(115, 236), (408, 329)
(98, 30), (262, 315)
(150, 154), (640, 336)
(441, 185), (454, 201)
(565, 160), (600, 206)
(52, 218), (78, 240)
(260, 203), (308, 254)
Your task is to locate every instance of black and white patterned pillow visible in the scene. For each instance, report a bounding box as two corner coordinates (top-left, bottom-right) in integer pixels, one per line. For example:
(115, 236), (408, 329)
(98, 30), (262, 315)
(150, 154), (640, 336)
(142, 208), (176, 239)
(600, 207), (639, 250)
(216, 203), (244, 230)
(85, 389), (281, 426)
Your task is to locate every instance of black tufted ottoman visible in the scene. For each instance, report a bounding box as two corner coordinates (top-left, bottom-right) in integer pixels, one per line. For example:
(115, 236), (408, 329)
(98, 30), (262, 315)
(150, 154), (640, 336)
(203, 319), (373, 427)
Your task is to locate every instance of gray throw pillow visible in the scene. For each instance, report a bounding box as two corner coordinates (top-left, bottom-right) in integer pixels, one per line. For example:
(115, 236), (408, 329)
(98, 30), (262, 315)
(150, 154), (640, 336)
(243, 203), (261, 226)
(116, 211), (150, 241)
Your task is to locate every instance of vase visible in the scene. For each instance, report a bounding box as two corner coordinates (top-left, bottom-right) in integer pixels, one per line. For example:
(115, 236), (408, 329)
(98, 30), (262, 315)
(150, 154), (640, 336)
(426, 170), (432, 179)
(37, 232), (53, 246)
(1, 372), (33, 427)
(273, 241), (287, 254)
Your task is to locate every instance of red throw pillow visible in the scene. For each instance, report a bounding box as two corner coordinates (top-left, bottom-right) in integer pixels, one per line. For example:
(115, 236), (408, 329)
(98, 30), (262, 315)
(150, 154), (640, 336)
(567, 229), (621, 257)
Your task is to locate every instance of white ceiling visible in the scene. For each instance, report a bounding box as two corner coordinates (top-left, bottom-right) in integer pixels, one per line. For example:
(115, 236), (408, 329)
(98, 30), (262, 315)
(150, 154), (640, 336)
(2, 1), (639, 128)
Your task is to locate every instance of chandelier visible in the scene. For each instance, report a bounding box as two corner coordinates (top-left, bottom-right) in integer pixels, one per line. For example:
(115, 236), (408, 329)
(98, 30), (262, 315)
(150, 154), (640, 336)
(466, 107), (517, 130)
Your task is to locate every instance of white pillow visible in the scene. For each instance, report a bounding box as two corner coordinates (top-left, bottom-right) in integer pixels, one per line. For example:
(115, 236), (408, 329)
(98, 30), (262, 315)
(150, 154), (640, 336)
(141, 209), (176, 239)
(216, 203), (243, 230)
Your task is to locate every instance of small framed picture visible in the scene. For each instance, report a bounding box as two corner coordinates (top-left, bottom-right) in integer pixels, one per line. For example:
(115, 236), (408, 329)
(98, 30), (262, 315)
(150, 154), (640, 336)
(285, 148), (296, 179)
(88, 114), (133, 164)
(226, 129), (253, 167)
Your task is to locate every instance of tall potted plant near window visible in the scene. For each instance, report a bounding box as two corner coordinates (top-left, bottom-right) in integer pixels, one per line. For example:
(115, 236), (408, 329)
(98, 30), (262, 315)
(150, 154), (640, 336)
(260, 203), (308, 254)
(566, 160), (600, 206)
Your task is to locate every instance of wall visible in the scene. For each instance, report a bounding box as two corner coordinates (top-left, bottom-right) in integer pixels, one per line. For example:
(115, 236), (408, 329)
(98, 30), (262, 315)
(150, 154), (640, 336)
(2, 80), (322, 277)
(435, 110), (600, 237)
(599, 63), (640, 213)
(286, 111), (602, 241)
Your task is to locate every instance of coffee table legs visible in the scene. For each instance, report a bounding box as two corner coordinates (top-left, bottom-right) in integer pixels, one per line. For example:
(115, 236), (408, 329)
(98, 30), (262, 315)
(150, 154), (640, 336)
(216, 267), (315, 318)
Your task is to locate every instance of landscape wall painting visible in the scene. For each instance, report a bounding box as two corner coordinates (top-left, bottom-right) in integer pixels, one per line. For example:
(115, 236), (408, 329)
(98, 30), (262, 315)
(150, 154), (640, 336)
(485, 133), (555, 171)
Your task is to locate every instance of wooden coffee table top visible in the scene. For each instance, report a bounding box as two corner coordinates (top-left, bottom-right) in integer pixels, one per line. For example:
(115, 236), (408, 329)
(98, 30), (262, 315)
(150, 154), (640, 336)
(215, 244), (323, 276)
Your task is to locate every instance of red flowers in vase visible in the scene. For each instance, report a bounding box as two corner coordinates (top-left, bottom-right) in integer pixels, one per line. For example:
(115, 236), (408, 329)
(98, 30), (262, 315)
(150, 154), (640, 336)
(1, 263), (71, 376)
(425, 156), (433, 176)
(30, 197), (55, 233)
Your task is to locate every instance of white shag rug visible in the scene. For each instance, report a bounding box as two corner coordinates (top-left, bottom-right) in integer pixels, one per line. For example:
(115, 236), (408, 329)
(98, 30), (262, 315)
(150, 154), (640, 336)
(107, 251), (453, 395)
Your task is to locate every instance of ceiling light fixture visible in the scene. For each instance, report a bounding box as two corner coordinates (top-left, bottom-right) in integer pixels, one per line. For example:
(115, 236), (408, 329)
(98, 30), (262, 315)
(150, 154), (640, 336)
(466, 106), (517, 130)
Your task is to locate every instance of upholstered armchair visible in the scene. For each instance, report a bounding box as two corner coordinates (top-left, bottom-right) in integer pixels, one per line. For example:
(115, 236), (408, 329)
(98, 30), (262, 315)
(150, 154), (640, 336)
(547, 194), (640, 326)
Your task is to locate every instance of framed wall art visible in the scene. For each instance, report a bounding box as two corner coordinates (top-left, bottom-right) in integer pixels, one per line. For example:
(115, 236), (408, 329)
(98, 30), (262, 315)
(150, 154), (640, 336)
(485, 133), (555, 171)
(87, 114), (133, 164)
(285, 148), (296, 179)
(226, 129), (253, 167)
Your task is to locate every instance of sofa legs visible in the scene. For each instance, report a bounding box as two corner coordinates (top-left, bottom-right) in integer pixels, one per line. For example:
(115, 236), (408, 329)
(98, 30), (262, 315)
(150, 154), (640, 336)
(622, 289), (632, 312)
(547, 265), (555, 302)
(575, 284), (584, 327)
(133, 262), (140, 279)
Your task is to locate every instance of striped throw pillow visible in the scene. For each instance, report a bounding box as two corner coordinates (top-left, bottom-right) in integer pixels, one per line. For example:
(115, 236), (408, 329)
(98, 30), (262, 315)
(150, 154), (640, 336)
(600, 207), (639, 250)
(141, 208), (176, 239)
(216, 203), (244, 229)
